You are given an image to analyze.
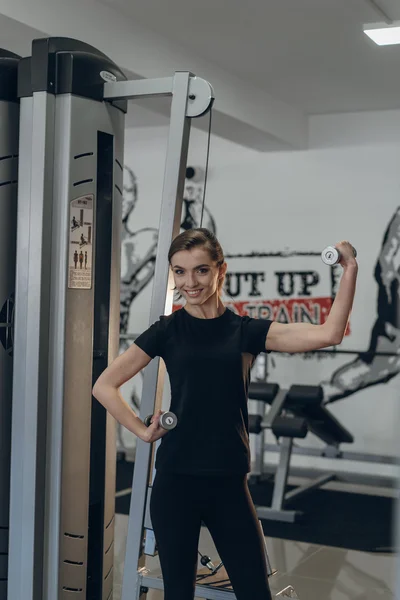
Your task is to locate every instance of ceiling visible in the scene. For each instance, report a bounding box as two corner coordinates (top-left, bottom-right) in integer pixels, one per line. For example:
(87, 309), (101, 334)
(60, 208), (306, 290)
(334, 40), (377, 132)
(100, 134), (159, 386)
(1, 0), (400, 148)
(101, 0), (400, 114)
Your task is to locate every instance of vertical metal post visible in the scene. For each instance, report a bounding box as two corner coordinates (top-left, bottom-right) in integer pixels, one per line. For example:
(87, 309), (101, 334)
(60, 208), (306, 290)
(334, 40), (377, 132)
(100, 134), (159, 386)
(41, 94), (72, 600)
(121, 71), (192, 600)
(271, 438), (293, 511)
(0, 94), (19, 600)
(253, 400), (266, 476)
(258, 520), (273, 577)
(8, 92), (55, 600)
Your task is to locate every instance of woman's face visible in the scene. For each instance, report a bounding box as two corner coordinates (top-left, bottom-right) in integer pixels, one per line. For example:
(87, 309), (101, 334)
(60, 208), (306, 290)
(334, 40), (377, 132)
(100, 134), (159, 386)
(170, 247), (226, 306)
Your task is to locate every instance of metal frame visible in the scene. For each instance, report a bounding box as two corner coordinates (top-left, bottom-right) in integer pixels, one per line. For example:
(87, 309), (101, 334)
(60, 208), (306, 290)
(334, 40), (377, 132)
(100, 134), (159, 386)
(108, 72), (219, 600)
(110, 74), (295, 600)
(141, 573), (236, 599)
(262, 442), (398, 468)
(0, 95), (19, 600)
(42, 93), (72, 600)
(9, 81), (127, 598)
(254, 434), (335, 524)
(120, 71), (193, 600)
(250, 386), (397, 523)
(140, 575), (299, 599)
(253, 435), (397, 493)
(139, 575), (299, 599)
(261, 463), (395, 491)
(104, 78), (174, 100)
(103, 74), (214, 119)
(8, 92), (56, 600)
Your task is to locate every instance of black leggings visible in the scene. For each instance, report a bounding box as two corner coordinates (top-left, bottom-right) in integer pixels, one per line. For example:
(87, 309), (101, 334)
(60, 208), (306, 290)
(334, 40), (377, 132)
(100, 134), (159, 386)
(150, 471), (272, 600)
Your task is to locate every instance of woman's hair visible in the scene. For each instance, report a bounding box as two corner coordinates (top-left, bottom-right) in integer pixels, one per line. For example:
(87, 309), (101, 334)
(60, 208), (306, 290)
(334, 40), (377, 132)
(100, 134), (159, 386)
(168, 228), (225, 291)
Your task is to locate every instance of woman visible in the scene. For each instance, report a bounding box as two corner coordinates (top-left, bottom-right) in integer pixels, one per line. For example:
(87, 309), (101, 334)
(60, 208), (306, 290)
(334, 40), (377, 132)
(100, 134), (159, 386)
(93, 228), (358, 600)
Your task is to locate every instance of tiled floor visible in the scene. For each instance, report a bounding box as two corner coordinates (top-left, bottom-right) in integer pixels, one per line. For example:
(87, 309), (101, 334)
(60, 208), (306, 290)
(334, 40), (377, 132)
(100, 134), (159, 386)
(113, 511), (396, 599)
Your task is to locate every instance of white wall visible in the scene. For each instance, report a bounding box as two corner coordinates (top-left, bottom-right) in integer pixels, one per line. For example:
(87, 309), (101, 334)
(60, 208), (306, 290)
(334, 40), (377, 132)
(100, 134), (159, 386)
(120, 110), (400, 480)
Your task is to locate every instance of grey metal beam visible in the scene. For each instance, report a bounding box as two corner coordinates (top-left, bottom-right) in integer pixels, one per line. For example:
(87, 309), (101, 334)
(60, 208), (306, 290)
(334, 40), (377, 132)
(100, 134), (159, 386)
(103, 77), (174, 100)
(121, 70), (192, 600)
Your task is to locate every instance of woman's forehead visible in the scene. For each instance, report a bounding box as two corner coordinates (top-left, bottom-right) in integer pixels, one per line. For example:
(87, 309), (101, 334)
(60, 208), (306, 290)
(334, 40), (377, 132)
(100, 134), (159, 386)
(171, 247), (212, 266)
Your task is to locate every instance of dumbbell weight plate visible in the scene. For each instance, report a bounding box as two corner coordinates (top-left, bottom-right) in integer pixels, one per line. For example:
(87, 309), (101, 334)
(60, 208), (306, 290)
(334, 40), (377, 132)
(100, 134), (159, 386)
(144, 411), (178, 431)
(321, 246), (339, 266)
(160, 412), (177, 430)
(143, 415), (152, 427)
(321, 245), (357, 266)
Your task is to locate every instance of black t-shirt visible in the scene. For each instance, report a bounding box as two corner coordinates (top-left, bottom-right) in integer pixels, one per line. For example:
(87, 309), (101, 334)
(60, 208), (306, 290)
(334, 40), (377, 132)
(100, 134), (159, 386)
(134, 307), (272, 475)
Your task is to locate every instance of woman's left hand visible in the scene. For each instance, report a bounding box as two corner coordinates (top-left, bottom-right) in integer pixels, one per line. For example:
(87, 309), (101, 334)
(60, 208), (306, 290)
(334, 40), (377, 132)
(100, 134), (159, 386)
(143, 410), (169, 443)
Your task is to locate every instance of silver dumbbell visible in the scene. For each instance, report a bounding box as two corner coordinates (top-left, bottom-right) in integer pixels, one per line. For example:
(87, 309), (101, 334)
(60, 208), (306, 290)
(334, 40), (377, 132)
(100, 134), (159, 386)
(321, 245), (357, 266)
(144, 411), (178, 431)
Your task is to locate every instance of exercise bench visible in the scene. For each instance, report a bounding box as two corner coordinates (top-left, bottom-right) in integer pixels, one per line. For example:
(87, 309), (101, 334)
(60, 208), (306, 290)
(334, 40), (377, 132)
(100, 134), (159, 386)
(248, 383), (354, 523)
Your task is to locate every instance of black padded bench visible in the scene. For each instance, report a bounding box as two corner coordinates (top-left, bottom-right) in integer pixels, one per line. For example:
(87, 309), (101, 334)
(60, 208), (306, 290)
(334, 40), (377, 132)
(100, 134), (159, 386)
(284, 385), (353, 446)
(249, 383), (309, 440)
(248, 382), (354, 523)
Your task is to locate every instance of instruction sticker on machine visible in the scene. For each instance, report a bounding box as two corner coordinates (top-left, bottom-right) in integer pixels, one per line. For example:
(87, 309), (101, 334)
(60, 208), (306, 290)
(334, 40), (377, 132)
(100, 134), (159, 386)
(68, 194), (94, 290)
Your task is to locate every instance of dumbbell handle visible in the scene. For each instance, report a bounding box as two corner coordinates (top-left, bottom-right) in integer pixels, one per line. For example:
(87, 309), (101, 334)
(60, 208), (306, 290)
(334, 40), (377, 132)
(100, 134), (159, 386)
(143, 411), (178, 431)
(321, 245), (357, 266)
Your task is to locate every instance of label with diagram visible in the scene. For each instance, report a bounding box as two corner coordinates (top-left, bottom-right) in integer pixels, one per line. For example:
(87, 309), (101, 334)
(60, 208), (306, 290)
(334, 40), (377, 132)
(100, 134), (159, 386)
(68, 194), (94, 290)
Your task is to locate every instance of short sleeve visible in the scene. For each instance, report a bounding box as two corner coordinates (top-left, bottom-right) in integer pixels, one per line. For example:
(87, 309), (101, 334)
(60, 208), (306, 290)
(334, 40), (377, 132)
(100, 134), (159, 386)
(134, 318), (165, 359)
(242, 317), (273, 356)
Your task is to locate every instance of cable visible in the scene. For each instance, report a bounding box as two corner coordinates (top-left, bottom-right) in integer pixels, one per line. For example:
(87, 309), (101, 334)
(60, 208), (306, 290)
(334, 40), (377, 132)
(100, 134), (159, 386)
(197, 550), (215, 571)
(196, 550), (225, 582)
(200, 107), (213, 228)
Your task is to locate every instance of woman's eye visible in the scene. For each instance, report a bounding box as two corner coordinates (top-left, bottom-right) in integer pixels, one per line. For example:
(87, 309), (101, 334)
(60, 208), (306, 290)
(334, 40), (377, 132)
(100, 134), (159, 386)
(174, 269), (184, 275)
(198, 269), (209, 275)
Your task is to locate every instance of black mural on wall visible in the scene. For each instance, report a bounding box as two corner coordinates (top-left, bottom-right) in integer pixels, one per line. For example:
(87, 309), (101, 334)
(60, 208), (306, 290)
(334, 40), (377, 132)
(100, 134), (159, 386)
(321, 207), (400, 405)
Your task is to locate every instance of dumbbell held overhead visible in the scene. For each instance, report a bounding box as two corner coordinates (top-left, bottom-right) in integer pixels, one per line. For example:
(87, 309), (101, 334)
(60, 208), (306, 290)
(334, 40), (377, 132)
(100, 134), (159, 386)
(144, 411), (178, 431)
(321, 244), (357, 266)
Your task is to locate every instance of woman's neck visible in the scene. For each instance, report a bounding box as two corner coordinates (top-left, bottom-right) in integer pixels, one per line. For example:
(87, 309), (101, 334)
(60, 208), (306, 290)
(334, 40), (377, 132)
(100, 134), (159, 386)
(183, 294), (225, 320)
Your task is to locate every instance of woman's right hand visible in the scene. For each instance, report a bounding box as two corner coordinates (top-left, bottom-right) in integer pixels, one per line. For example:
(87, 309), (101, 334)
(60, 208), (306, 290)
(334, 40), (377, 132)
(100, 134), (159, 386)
(335, 241), (358, 269)
(141, 410), (169, 443)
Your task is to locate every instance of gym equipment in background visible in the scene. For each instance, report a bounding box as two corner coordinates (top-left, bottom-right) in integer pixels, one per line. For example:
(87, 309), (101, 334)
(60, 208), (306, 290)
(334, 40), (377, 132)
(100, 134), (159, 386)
(248, 377), (397, 525)
(5, 36), (297, 600)
(9, 38), (127, 600)
(0, 48), (20, 600)
(248, 382), (354, 522)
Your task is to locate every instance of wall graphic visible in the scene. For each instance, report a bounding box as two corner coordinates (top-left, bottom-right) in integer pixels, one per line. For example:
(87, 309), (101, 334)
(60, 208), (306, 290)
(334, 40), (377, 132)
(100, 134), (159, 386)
(322, 208), (400, 405)
(119, 165), (400, 453)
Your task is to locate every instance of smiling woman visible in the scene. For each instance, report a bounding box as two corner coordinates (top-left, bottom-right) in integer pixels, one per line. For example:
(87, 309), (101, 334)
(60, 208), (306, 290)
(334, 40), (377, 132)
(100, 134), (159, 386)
(168, 228), (227, 319)
(93, 225), (358, 600)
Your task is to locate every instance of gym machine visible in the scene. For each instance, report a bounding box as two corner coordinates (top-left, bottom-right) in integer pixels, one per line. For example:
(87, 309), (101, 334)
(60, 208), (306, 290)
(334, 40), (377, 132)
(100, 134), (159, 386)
(6, 36), (298, 600)
(247, 379), (397, 522)
(248, 383), (354, 523)
(0, 48), (20, 600)
(9, 38), (127, 600)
